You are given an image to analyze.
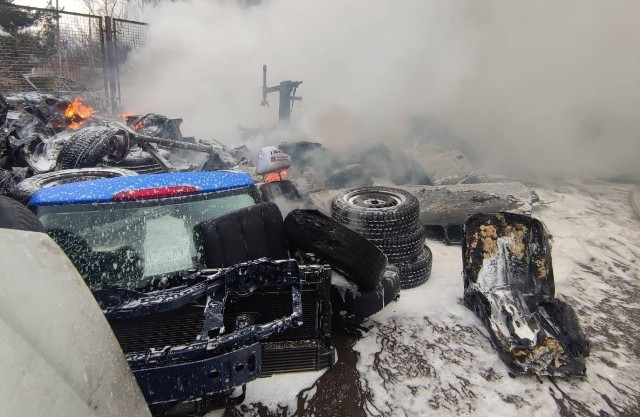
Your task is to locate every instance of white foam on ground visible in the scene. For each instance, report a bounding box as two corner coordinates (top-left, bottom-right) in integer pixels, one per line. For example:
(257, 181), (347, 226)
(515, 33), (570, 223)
(210, 179), (640, 416)
(353, 179), (640, 416)
(206, 370), (327, 416)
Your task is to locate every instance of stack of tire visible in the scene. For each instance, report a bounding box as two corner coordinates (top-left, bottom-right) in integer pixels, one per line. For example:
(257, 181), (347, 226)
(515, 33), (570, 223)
(331, 186), (432, 289)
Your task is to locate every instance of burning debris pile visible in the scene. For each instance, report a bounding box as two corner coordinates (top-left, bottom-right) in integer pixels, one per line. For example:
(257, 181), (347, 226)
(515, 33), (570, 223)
(64, 97), (95, 129)
(0, 89), (490, 204)
(0, 92), (240, 195)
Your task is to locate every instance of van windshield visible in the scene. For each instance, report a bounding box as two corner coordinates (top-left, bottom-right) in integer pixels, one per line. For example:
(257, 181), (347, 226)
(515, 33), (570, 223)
(37, 189), (256, 291)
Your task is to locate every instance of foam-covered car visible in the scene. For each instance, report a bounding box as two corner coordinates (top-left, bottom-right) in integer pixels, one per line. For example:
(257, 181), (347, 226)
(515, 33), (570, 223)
(26, 171), (336, 415)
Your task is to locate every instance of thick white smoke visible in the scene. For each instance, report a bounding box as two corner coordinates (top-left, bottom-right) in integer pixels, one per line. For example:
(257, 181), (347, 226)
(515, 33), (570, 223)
(122, 0), (640, 181)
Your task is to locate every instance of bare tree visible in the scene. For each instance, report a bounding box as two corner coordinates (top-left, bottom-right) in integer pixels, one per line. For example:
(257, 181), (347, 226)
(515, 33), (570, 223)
(79, 0), (126, 18)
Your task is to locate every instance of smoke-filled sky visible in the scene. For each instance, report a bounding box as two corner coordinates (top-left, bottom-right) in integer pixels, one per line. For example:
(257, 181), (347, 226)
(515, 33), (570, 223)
(123, 0), (640, 180)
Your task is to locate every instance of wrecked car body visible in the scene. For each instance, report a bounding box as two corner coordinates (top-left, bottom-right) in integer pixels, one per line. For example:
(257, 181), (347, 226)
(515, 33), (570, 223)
(462, 212), (589, 377)
(104, 258), (329, 413)
(27, 171), (335, 415)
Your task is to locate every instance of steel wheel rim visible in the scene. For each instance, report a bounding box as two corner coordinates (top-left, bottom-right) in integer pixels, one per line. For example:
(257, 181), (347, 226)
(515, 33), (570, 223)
(346, 190), (404, 209)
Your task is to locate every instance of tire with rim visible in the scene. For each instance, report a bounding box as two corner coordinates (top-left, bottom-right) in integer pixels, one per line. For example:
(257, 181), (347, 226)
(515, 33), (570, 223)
(331, 186), (420, 238)
(284, 208), (387, 291)
(369, 224), (426, 263)
(10, 167), (138, 204)
(397, 246), (432, 289)
(0, 195), (44, 232)
(58, 126), (130, 169)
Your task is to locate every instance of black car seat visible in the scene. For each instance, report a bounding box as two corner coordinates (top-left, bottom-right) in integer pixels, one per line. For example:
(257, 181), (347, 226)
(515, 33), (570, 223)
(195, 202), (289, 268)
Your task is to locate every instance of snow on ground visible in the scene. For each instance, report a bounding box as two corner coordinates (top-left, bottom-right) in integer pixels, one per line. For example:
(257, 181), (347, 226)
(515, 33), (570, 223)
(215, 179), (640, 417)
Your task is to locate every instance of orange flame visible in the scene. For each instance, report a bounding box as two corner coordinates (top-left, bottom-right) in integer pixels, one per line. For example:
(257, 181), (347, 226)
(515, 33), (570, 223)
(118, 112), (144, 131)
(64, 97), (94, 129)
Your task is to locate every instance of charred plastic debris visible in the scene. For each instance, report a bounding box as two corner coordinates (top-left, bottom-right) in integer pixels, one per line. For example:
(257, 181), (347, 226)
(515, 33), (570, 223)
(0, 88), (592, 413)
(462, 212), (590, 377)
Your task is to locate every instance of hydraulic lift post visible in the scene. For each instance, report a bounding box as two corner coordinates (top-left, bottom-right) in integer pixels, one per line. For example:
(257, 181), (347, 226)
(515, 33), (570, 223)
(261, 65), (302, 127)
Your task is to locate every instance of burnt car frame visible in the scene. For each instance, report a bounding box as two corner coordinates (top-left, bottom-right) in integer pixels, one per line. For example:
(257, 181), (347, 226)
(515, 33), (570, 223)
(27, 171), (335, 415)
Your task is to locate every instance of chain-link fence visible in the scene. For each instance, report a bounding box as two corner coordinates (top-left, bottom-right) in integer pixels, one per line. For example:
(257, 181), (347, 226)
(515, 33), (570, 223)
(105, 17), (149, 110)
(0, 3), (147, 111)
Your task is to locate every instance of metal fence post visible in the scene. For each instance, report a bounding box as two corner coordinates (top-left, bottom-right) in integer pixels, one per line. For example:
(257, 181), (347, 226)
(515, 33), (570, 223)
(104, 16), (118, 112)
(56, 0), (62, 72)
(0, 3), (147, 111)
(113, 19), (122, 111)
(99, 17), (109, 110)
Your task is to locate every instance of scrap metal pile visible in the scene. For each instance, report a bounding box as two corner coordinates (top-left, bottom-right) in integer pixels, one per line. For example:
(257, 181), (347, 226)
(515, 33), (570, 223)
(0, 89), (593, 414)
(0, 92), (241, 196)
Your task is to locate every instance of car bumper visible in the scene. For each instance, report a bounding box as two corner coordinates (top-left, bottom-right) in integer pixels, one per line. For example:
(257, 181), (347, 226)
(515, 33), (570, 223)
(132, 342), (261, 405)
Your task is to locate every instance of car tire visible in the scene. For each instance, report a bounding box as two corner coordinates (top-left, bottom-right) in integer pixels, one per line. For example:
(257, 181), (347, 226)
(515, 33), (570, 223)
(396, 246), (432, 289)
(10, 167), (138, 204)
(331, 186), (420, 238)
(368, 224), (426, 263)
(331, 266), (401, 318)
(0, 195), (44, 232)
(58, 126), (130, 169)
(284, 209), (387, 291)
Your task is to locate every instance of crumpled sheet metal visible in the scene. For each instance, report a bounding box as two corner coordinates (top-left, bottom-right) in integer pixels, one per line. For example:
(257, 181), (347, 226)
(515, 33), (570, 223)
(462, 212), (589, 377)
(398, 182), (535, 227)
(0, 93), (239, 183)
(1, 93), (75, 174)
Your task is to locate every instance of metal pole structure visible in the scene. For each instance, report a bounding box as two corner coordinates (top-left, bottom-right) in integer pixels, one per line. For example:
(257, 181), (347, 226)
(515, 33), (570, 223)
(113, 19), (122, 110)
(261, 65), (302, 128)
(276, 81), (301, 125)
(98, 17), (109, 110)
(56, 0), (62, 72)
(104, 16), (118, 113)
